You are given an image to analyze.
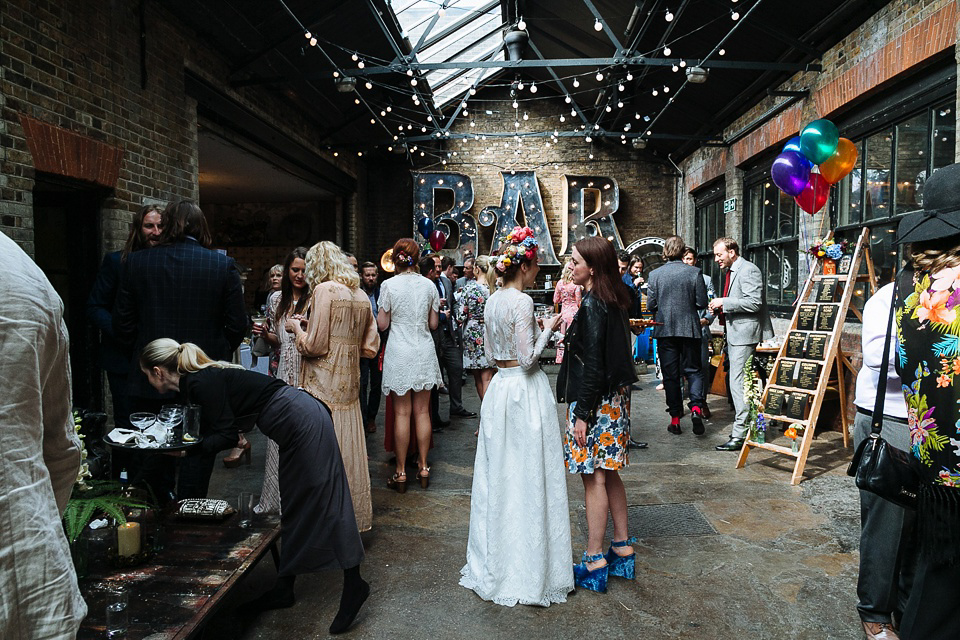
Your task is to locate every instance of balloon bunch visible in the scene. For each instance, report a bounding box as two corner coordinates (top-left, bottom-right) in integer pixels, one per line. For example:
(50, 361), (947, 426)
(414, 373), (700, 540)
(417, 217), (447, 251)
(771, 119), (858, 215)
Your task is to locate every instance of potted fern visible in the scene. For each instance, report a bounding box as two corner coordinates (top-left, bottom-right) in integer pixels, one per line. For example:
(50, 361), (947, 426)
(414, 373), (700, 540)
(64, 412), (151, 576)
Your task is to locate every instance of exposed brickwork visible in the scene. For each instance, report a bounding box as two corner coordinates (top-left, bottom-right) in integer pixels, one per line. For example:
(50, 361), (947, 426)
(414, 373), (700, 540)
(361, 90), (677, 263)
(0, 0), (342, 256)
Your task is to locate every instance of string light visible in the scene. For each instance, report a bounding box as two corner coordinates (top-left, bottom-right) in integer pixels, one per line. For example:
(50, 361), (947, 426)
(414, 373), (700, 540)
(406, 69), (414, 76)
(517, 16), (526, 30)
(618, 83), (624, 92)
(572, 78), (580, 88)
(518, 81), (525, 90)
(617, 100), (623, 108)
(596, 70), (604, 81)
(304, 31), (312, 39)
(594, 18), (603, 31)
(731, 11), (740, 20)
(663, 85), (670, 93)
(571, 108), (576, 116)
(585, 135), (592, 142)
(469, 87), (477, 95)
(365, 81), (373, 90)
(605, 105), (612, 112)
(309, 37), (317, 46)
(665, 9), (674, 22)
(357, 60), (365, 69)
(512, 99), (519, 108)
(565, 96), (572, 103)
(410, 78), (418, 86)
(663, 46), (671, 56)
(672, 65), (679, 72)
(719, 48), (726, 56)
(530, 82), (537, 93)
(351, 53), (358, 62)
(679, 60), (686, 68)
(652, 88), (659, 96)
(522, 112), (529, 120)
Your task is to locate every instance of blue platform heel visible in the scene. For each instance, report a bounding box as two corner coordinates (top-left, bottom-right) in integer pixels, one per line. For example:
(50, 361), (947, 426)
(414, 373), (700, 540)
(573, 552), (608, 593)
(605, 537), (637, 580)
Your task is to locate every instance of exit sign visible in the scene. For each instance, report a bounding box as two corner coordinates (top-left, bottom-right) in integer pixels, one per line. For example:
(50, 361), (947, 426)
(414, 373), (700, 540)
(723, 197), (737, 213)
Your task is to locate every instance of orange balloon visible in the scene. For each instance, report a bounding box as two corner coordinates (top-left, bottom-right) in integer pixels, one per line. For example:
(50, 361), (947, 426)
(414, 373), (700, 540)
(819, 137), (858, 184)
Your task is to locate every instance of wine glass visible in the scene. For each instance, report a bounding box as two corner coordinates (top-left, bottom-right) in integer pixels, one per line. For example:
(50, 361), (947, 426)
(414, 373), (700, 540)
(128, 412), (156, 445)
(158, 406), (184, 445)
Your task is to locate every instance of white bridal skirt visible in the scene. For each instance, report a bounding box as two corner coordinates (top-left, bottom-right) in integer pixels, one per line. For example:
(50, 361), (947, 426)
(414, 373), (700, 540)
(459, 365), (575, 607)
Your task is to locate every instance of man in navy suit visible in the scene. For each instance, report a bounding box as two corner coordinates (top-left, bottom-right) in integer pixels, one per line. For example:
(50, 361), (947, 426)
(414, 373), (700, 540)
(87, 204), (163, 435)
(113, 200), (248, 499)
(359, 261), (383, 433)
(646, 235), (709, 436)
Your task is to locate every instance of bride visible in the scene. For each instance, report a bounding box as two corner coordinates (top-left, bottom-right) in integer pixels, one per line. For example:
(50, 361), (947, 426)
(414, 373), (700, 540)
(459, 226), (574, 606)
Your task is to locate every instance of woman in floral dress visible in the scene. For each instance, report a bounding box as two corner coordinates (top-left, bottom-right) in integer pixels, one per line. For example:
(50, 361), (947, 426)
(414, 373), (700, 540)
(456, 255), (497, 401)
(891, 162), (960, 639)
(552, 259), (582, 364)
(252, 247), (308, 514)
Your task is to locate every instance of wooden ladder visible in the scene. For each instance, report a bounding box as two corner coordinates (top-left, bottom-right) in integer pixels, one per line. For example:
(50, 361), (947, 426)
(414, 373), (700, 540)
(736, 226), (875, 484)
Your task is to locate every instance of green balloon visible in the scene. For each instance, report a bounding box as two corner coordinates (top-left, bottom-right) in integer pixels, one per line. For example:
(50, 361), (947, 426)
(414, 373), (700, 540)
(799, 119), (839, 165)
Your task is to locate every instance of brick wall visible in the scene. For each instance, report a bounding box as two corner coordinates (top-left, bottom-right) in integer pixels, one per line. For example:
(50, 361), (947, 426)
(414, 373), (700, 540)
(363, 90), (677, 264)
(0, 0), (345, 256)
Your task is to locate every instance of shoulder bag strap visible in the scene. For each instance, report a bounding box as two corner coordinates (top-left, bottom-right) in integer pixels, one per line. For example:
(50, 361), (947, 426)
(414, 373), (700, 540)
(871, 272), (901, 436)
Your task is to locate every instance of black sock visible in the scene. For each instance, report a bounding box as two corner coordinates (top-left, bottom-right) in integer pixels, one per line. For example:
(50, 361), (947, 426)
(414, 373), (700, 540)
(329, 566), (369, 634)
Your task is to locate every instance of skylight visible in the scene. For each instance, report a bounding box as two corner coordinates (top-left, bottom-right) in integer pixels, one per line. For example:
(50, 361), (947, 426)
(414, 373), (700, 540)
(390, 0), (505, 108)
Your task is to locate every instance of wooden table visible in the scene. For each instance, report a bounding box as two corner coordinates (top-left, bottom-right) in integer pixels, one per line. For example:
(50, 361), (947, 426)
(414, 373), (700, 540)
(78, 513), (280, 639)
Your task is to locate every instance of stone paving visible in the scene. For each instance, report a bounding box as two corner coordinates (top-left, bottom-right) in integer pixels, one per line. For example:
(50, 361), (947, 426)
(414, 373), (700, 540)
(204, 366), (862, 639)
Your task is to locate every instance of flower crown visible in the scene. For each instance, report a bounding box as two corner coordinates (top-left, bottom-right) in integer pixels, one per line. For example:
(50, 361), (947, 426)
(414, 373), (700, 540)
(495, 226), (539, 273)
(394, 250), (415, 267)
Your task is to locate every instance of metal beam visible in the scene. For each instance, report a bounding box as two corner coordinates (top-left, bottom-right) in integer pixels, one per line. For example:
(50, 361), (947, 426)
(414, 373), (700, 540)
(707, 0), (822, 58)
(340, 57), (822, 75)
(580, 0), (625, 53)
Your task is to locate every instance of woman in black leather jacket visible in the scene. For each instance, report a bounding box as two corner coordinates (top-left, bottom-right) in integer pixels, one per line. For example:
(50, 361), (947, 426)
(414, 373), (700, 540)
(557, 237), (638, 593)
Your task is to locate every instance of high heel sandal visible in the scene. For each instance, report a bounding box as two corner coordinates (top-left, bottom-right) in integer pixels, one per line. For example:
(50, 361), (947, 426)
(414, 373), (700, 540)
(605, 536), (637, 580)
(387, 471), (407, 494)
(223, 440), (252, 468)
(573, 552), (608, 593)
(417, 465), (430, 489)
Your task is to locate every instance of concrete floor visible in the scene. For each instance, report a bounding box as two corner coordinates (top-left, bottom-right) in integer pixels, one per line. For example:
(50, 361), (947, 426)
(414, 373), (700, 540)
(203, 366), (863, 640)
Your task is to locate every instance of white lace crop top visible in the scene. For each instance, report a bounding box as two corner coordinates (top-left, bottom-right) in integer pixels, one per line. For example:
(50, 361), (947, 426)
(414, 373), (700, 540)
(482, 287), (553, 370)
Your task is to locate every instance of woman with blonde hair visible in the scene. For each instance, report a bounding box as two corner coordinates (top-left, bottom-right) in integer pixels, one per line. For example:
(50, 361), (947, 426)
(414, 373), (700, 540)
(138, 339), (369, 630)
(378, 238), (443, 492)
(455, 255), (496, 401)
(288, 241), (380, 533)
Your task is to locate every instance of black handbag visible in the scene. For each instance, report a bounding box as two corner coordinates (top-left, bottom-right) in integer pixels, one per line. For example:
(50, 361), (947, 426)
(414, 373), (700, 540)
(846, 275), (921, 510)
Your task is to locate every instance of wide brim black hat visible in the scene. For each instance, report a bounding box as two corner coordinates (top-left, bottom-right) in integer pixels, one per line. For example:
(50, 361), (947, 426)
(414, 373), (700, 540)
(897, 162), (960, 244)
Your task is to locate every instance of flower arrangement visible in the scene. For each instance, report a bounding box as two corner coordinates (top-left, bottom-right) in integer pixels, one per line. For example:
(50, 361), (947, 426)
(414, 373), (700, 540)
(807, 237), (850, 260)
(495, 226), (539, 273)
(394, 250), (415, 267)
(743, 355), (766, 442)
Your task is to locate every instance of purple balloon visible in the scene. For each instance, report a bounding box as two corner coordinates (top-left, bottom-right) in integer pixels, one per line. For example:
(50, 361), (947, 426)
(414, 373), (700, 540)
(771, 151), (812, 197)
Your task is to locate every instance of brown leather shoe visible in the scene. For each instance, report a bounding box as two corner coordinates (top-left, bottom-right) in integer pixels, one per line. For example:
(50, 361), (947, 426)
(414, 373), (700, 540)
(862, 621), (899, 640)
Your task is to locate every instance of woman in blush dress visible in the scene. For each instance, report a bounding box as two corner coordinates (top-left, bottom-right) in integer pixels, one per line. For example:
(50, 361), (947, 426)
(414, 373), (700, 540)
(289, 242), (380, 532)
(377, 238), (443, 493)
(455, 255), (497, 401)
(251, 247), (308, 513)
(553, 258), (582, 364)
(460, 226), (574, 607)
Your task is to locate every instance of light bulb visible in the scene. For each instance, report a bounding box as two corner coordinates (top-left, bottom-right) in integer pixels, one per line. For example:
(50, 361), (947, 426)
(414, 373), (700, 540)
(663, 85), (670, 93)
(406, 69), (413, 76)
(635, 112), (641, 119)
(333, 151), (338, 156)
(357, 60), (365, 69)
(370, 118), (375, 124)
(304, 31), (312, 39)
(663, 46), (671, 56)
(437, 7), (445, 17)
(665, 10), (674, 21)
(518, 81), (525, 90)
(605, 105), (612, 112)
(585, 136), (592, 142)
(309, 37), (317, 46)
(560, 115), (566, 122)
(517, 16), (526, 30)
(530, 82), (537, 93)
(565, 96), (572, 103)
(380, 110), (386, 116)
(594, 18), (603, 31)
(470, 120), (475, 127)
(618, 83), (624, 92)
(571, 108), (576, 116)
(411, 78), (418, 86)
(652, 89), (658, 96)
(596, 71), (604, 81)
(427, 115), (432, 121)
(354, 98), (360, 104)
(512, 100), (518, 108)
(523, 112), (529, 120)
(617, 101), (623, 108)
(421, 127), (427, 132)
(469, 87), (477, 95)
(365, 81), (373, 90)
(589, 153), (594, 159)
(679, 60), (686, 68)
(573, 78), (580, 88)
(672, 65), (679, 72)
(732, 11), (739, 20)
(386, 106), (392, 112)
(719, 48), (726, 56)
(626, 72), (633, 81)
(333, 71), (340, 78)
(351, 53), (358, 61)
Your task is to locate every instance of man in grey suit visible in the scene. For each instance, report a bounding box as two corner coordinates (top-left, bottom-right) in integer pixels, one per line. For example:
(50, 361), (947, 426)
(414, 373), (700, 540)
(647, 236), (709, 435)
(436, 256), (473, 419)
(455, 256), (475, 292)
(708, 237), (774, 451)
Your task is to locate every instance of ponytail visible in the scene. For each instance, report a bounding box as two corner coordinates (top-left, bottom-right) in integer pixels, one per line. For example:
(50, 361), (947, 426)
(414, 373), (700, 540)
(140, 338), (243, 374)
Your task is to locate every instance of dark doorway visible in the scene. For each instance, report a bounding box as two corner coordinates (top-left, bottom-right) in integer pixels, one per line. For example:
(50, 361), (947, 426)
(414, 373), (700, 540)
(33, 175), (108, 410)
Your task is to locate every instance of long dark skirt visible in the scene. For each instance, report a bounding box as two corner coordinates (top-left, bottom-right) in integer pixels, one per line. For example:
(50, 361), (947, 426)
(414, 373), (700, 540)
(258, 386), (364, 575)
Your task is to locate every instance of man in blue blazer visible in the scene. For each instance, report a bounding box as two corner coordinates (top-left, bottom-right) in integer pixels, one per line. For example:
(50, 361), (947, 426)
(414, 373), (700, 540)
(708, 237), (774, 451)
(113, 200), (248, 499)
(646, 236), (709, 436)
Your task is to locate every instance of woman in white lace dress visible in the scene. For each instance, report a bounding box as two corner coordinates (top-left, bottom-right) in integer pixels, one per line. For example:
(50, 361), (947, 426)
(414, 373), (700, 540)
(460, 226), (574, 607)
(377, 238), (443, 493)
(251, 247), (308, 514)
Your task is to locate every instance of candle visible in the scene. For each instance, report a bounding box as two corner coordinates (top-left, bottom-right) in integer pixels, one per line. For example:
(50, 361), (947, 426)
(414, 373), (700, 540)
(117, 522), (141, 557)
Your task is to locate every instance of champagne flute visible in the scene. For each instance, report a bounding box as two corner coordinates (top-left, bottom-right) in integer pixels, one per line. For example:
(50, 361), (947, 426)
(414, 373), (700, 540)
(128, 412), (156, 445)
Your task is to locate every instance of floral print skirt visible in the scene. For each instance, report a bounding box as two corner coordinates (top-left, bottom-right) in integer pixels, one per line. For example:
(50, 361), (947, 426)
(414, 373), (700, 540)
(563, 386), (631, 474)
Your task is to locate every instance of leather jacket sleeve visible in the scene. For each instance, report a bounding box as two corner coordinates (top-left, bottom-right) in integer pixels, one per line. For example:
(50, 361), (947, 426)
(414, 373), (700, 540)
(573, 296), (606, 422)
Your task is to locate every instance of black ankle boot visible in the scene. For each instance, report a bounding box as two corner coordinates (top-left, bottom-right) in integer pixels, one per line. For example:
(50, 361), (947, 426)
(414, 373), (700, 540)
(329, 577), (370, 634)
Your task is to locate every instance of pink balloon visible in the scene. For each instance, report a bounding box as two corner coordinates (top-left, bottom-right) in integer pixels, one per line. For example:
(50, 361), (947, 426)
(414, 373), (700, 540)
(428, 230), (447, 251)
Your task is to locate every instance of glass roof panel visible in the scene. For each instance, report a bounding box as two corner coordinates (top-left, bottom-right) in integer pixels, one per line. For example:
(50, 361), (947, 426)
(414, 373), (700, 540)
(390, 0), (503, 109)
